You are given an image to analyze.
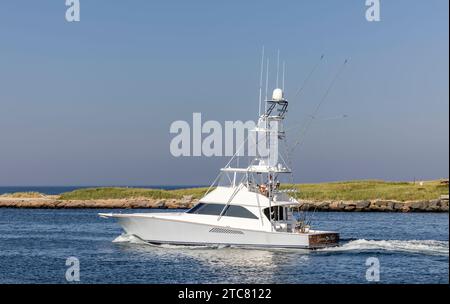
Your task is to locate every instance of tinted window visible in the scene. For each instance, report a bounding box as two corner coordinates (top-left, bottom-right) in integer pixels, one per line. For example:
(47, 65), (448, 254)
(187, 203), (204, 213)
(187, 203), (225, 216)
(224, 205), (258, 219)
(196, 204), (227, 215)
(187, 203), (258, 219)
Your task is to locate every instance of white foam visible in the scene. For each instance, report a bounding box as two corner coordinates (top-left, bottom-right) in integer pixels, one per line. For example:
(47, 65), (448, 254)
(112, 233), (147, 244)
(112, 234), (228, 249)
(321, 239), (449, 256)
(153, 243), (226, 250)
(112, 234), (449, 256)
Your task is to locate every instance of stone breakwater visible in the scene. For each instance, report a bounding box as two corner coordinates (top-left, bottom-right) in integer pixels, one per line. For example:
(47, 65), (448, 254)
(296, 197), (449, 212)
(0, 195), (448, 212)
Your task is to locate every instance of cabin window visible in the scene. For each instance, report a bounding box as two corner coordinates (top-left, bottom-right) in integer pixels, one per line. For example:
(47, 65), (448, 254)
(223, 205), (258, 219)
(187, 203), (258, 219)
(187, 203), (205, 214)
(263, 206), (286, 221)
(187, 203), (224, 215)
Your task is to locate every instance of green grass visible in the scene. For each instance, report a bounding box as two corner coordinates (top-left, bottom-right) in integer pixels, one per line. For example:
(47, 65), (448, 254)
(286, 180), (448, 201)
(58, 187), (209, 200)
(55, 180), (448, 201)
(169, 187), (210, 199)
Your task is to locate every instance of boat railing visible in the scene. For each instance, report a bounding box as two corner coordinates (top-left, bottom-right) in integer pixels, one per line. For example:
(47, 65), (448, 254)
(247, 183), (298, 198)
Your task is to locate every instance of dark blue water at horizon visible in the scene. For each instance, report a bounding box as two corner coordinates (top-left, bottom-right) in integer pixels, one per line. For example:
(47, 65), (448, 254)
(0, 185), (206, 195)
(0, 209), (447, 284)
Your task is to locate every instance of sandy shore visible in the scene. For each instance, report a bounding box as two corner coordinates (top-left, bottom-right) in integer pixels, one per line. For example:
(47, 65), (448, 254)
(0, 195), (448, 212)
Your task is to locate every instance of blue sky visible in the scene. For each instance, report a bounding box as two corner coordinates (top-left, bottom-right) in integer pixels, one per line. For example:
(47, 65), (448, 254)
(0, 0), (448, 185)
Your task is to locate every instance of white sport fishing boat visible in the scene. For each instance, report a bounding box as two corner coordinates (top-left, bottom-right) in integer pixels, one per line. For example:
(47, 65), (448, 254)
(100, 60), (339, 249)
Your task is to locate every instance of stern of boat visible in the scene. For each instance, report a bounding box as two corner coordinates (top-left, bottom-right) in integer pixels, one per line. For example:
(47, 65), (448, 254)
(308, 232), (340, 249)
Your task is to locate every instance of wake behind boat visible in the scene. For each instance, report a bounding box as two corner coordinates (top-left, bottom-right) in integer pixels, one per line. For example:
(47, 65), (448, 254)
(100, 57), (340, 249)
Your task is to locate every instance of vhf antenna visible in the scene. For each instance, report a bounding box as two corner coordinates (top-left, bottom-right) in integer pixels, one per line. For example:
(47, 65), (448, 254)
(265, 59), (269, 113)
(258, 46), (265, 117)
(276, 49), (280, 88)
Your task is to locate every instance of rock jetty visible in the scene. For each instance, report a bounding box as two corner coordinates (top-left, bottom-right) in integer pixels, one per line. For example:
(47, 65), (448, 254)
(0, 195), (448, 212)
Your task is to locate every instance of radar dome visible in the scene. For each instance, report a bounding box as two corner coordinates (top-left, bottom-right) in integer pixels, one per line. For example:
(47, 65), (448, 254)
(272, 88), (284, 101)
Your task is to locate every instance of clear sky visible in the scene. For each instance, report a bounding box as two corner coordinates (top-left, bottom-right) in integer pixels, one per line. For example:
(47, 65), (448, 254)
(0, 0), (448, 186)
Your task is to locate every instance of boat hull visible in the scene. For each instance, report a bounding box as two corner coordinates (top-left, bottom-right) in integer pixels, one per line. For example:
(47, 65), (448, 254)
(107, 214), (339, 249)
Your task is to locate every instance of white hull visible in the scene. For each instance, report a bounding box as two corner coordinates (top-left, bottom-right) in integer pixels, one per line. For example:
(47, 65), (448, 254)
(103, 213), (339, 249)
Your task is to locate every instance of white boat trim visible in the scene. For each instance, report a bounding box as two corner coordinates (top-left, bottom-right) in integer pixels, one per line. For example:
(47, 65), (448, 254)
(98, 212), (335, 236)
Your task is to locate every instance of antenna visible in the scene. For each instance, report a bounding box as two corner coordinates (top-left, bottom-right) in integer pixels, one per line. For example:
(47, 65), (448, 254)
(282, 61), (286, 92)
(276, 49), (280, 88)
(265, 58), (269, 107)
(258, 46), (265, 117)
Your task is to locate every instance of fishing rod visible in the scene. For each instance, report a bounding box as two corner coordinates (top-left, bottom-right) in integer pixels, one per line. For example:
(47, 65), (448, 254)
(288, 59), (349, 228)
(284, 114), (348, 132)
(281, 54), (326, 189)
(293, 54), (325, 98)
(289, 58), (349, 155)
(283, 59), (349, 178)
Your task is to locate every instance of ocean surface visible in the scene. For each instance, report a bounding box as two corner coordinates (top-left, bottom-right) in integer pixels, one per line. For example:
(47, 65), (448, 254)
(0, 208), (447, 284)
(0, 185), (204, 195)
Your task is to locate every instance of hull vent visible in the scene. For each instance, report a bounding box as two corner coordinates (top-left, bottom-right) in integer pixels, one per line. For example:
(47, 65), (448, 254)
(209, 227), (244, 235)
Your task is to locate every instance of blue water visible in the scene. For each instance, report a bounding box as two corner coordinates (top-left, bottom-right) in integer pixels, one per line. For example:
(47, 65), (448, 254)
(0, 185), (205, 195)
(0, 209), (447, 284)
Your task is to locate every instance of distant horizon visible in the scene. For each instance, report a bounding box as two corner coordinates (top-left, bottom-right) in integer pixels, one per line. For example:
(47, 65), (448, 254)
(1, 177), (448, 188)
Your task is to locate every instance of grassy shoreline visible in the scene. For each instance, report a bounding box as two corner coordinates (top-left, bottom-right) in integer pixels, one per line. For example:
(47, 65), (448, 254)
(288, 180), (448, 201)
(4, 179), (446, 202)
